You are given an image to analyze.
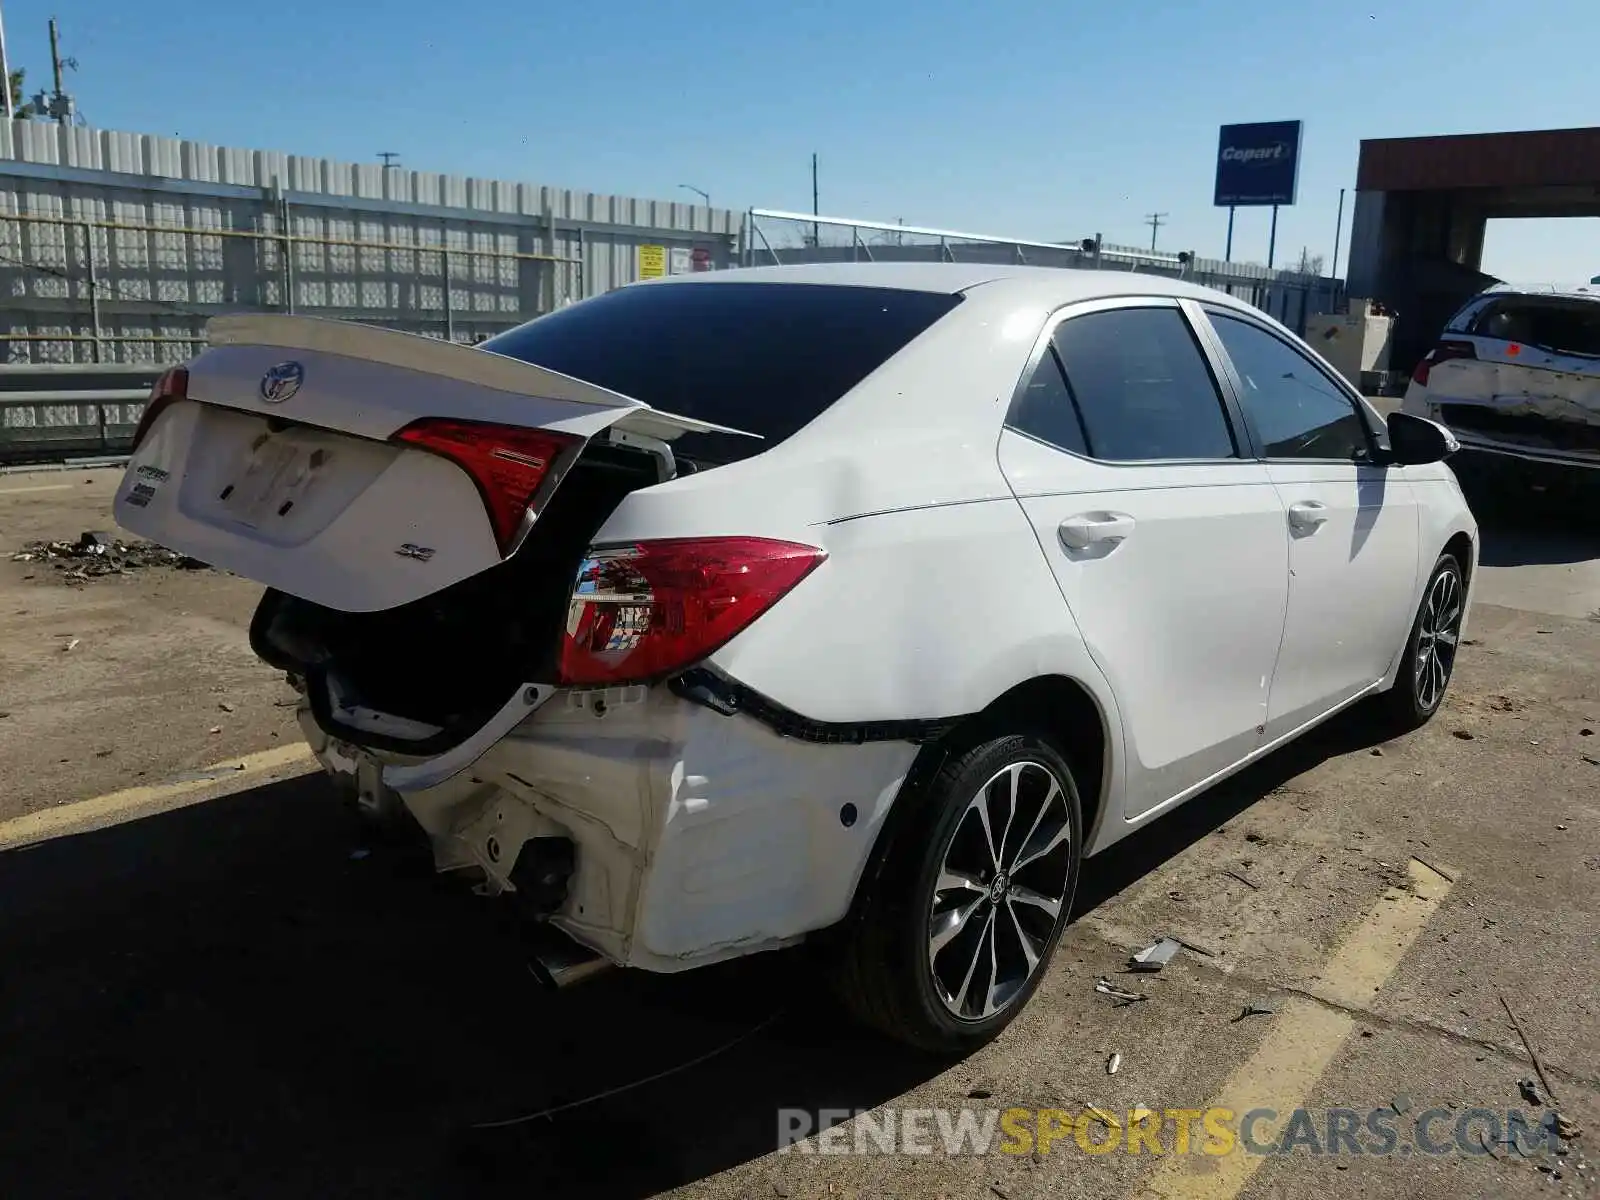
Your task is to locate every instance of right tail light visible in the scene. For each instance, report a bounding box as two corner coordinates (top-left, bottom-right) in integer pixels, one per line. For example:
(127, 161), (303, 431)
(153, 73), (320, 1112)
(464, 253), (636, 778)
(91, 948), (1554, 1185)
(1412, 339), (1476, 387)
(557, 537), (827, 686)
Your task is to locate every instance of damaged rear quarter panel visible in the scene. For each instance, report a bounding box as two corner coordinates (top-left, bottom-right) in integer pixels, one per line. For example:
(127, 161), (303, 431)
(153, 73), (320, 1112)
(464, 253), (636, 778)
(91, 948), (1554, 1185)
(470, 687), (919, 970)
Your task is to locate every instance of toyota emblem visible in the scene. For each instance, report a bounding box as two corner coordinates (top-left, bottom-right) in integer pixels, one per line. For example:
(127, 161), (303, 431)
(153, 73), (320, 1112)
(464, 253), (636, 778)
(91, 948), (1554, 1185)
(260, 361), (305, 404)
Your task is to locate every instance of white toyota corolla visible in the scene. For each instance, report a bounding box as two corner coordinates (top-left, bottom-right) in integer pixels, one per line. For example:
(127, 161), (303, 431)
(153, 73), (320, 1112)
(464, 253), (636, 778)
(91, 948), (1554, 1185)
(116, 264), (1477, 1051)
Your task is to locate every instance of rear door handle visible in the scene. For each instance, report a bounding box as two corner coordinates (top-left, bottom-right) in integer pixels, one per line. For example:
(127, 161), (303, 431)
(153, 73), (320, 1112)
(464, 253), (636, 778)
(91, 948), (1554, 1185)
(1287, 500), (1329, 532)
(1059, 512), (1135, 550)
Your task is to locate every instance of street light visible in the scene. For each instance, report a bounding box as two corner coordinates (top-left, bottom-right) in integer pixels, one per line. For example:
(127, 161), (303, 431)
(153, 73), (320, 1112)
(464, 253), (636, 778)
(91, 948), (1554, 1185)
(679, 184), (710, 207)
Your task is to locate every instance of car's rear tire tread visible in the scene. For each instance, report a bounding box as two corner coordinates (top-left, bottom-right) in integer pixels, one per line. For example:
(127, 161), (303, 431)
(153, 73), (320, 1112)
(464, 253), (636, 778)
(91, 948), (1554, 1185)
(829, 730), (1082, 1054)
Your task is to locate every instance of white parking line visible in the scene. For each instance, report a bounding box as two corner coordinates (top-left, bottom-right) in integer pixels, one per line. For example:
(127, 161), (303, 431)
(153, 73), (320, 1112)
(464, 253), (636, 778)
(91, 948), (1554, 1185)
(0, 483), (76, 496)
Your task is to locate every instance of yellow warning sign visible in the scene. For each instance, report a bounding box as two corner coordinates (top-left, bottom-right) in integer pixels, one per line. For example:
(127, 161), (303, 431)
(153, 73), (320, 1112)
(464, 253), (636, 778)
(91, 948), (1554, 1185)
(639, 245), (666, 279)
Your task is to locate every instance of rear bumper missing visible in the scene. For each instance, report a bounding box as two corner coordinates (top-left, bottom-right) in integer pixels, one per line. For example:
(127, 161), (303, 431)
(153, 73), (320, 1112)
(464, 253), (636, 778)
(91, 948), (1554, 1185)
(1404, 392), (1600, 471)
(300, 680), (920, 973)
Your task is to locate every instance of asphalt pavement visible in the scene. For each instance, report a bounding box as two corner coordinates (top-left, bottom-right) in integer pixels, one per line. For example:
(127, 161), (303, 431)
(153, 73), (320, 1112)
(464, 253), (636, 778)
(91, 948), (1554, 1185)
(0, 468), (1594, 1200)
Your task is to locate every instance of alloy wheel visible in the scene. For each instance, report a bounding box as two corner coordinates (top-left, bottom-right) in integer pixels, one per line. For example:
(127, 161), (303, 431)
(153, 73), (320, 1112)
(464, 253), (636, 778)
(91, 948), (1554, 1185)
(927, 760), (1074, 1020)
(1414, 566), (1463, 712)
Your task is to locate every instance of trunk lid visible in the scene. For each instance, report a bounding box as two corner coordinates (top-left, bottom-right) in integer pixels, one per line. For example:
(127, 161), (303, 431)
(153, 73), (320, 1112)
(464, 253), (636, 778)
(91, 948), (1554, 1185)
(113, 314), (756, 612)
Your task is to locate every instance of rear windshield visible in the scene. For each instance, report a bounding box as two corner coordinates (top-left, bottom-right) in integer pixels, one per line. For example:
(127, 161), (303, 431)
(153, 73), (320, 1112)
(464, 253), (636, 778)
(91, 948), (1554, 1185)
(480, 281), (962, 465)
(1469, 296), (1600, 358)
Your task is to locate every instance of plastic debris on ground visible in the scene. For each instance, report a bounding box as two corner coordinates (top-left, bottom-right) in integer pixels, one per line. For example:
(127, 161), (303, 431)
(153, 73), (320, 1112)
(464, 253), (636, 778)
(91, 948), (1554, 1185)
(1095, 978), (1148, 1005)
(10, 531), (207, 581)
(1128, 937), (1182, 973)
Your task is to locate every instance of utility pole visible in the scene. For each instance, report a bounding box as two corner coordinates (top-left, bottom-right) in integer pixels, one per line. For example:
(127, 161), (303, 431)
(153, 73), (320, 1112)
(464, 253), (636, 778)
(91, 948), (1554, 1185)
(1330, 186), (1346, 280)
(48, 17), (63, 124)
(36, 17), (75, 125)
(1145, 212), (1168, 252)
(378, 151), (401, 169)
(0, 4), (14, 120)
(811, 152), (819, 249)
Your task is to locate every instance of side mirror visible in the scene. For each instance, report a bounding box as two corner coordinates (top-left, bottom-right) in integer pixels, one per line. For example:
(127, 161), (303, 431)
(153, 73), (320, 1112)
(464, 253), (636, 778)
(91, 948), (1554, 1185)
(1385, 411), (1459, 465)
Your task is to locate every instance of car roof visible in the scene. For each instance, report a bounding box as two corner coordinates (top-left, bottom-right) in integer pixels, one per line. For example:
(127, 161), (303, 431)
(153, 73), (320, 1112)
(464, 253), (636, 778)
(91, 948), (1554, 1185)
(1477, 284), (1600, 305)
(639, 261), (1231, 306)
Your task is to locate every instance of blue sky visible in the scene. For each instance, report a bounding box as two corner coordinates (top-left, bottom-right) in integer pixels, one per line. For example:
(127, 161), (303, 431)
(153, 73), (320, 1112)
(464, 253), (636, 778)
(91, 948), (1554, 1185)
(8, 0), (1600, 282)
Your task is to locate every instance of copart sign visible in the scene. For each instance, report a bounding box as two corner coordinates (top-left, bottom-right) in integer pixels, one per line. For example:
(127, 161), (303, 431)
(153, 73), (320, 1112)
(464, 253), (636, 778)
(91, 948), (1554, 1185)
(1214, 120), (1303, 207)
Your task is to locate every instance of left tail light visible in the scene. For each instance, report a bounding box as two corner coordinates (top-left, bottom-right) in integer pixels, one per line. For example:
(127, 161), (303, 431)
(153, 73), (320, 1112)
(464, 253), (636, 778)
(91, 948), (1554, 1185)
(557, 536), (827, 686)
(131, 366), (189, 450)
(392, 418), (581, 555)
(1412, 339), (1476, 387)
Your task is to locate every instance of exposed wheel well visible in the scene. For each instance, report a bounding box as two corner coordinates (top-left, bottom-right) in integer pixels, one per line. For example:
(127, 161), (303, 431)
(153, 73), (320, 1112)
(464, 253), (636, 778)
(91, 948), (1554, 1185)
(837, 673), (1110, 942)
(964, 675), (1108, 843)
(1442, 531), (1473, 588)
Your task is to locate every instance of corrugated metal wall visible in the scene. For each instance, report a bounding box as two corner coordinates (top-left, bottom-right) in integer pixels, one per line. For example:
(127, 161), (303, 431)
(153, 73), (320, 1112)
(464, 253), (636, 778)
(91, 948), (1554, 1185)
(0, 122), (740, 366)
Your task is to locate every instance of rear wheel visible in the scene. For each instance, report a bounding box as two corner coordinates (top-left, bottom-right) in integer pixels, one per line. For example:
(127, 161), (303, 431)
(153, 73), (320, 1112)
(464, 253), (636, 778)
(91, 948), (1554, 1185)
(1375, 553), (1465, 734)
(832, 732), (1083, 1053)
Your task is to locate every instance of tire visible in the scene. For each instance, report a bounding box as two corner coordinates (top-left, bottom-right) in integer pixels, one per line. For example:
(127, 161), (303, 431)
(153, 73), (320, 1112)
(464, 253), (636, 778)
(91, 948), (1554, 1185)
(831, 731), (1084, 1054)
(1374, 552), (1465, 735)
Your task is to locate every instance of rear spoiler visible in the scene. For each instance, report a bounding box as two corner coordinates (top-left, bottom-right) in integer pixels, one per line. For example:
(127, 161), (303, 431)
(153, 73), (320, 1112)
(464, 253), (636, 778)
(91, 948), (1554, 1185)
(204, 314), (761, 444)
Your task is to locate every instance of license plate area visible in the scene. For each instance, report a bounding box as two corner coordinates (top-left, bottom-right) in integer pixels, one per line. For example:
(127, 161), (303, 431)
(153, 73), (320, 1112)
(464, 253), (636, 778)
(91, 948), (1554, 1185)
(218, 430), (335, 529)
(176, 405), (401, 549)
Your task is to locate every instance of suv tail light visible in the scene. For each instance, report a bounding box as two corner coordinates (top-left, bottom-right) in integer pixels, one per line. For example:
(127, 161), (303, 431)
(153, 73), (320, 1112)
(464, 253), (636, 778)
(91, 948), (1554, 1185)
(557, 537), (827, 686)
(393, 418), (580, 555)
(131, 366), (189, 450)
(1412, 339), (1476, 387)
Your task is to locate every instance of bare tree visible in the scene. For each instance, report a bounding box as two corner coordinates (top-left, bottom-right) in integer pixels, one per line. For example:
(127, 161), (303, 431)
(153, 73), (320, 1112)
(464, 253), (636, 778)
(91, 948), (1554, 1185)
(1294, 248), (1326, 276)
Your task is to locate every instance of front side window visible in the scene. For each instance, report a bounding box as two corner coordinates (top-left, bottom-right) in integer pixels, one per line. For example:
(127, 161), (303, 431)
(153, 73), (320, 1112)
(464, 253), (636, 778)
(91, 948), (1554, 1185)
(1210, 313), (1372, 461)
(1048, 306), (1238, 461)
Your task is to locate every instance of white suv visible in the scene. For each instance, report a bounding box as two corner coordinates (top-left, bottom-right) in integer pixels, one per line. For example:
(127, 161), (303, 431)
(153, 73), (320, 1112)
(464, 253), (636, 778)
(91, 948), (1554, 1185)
(116, 264), (1476, 1051)
(1403, 286), (1600, 473)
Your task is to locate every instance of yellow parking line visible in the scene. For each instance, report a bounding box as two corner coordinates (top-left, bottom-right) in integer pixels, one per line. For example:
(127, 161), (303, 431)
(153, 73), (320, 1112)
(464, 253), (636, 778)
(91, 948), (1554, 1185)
(1138, 857), (1456, 1200)
(0, 743), (314, 850)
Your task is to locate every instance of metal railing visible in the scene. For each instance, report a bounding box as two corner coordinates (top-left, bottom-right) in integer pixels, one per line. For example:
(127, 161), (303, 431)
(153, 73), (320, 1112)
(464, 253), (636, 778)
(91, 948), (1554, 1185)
(0, 363), (161, 463)
(742, 208), (1341, 335)
(745, 208), (1189, 270)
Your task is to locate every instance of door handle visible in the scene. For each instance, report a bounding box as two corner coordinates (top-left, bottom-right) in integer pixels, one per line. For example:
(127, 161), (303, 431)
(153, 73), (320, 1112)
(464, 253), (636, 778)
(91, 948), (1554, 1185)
(1287, 500), (1329, 532)
(1059, 512), (1135, 550)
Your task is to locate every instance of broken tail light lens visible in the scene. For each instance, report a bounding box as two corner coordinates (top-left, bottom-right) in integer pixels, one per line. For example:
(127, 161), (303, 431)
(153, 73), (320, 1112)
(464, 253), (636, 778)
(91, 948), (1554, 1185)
(131, 366), (189, 450)
(393, 418), (581, 555)
(1412, 339), (1477, 387)
(557, 537), (827, 686)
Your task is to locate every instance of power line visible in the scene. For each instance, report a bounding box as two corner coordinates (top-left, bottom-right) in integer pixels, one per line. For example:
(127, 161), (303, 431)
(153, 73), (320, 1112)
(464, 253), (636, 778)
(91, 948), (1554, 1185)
(1144, 212), (1169, 253)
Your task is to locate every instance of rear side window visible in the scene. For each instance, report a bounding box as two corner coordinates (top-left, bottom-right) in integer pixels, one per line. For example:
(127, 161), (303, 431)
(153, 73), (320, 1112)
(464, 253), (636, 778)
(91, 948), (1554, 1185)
(1469, 296), (1600, 357)
(1049, 307), (1239, 461)
(480, 282), (962, 464)
(1009, 346), (1090, 456)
